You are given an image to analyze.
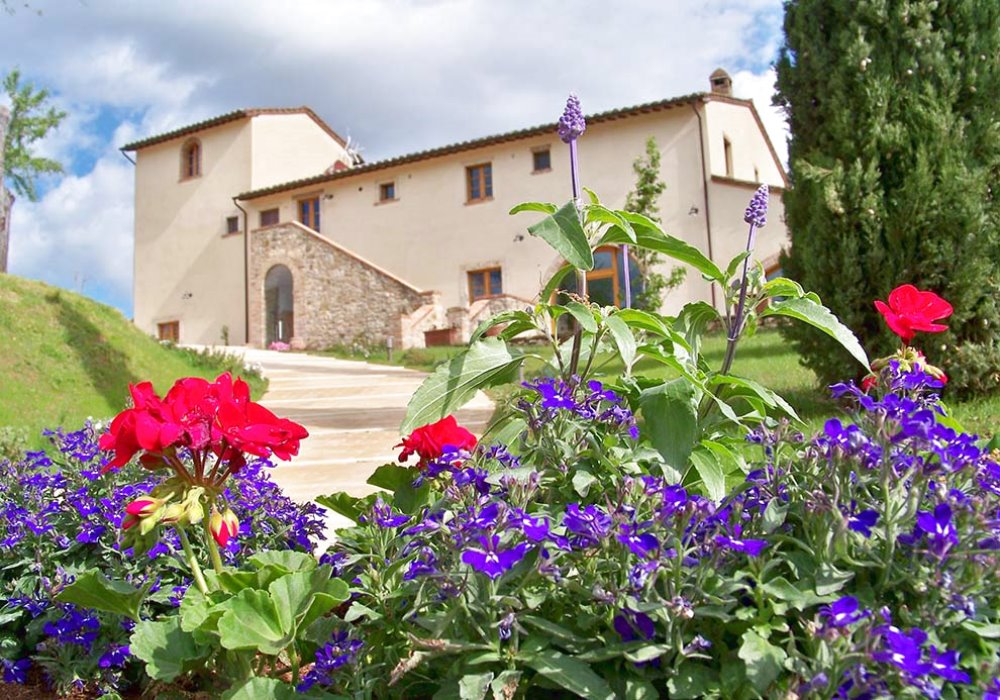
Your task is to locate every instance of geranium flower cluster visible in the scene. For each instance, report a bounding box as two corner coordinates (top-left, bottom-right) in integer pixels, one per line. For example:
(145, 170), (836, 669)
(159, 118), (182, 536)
(0, 421), (326, 695)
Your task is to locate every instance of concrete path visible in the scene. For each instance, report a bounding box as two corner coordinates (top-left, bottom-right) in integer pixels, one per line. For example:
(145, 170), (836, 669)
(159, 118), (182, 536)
(204, 347), (495, 532)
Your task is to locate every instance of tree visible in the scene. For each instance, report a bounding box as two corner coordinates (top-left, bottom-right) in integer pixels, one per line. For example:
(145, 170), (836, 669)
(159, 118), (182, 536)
(774, 0), (1000, 396)
(623, 137), (685, 311)
(0, 68), (65, 272)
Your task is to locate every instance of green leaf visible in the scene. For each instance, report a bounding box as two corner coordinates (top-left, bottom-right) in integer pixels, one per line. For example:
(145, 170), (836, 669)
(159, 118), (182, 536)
(217, 588), (290, 655)
(539, 263), (575, 303)
(761, 500), (788, 534)
(520, 615), (586, 645)
(761, 276), (804, 299)
(606, 313), (637, 370)
(314, 491), (374, 524)
(524, 650), (615, 700)
(689, 444), (728, 501)
(563, 301), (598, 333)
(639, 378), (699, 473)
(711, 374), (801, 422)
(625, 679), (660, 700)
(491, 671), (522, 699)
(402, 339), (523, 433)
(130, 617), (210, 681)
(55, 570), (146, 622)
(738, 629), (787, 694)
(614, 308), (676, 338)
(221, 677), (321, 700)
(676, 301), (721, 360)
(584, 204), (636, 242)
(668, 662), (720, 700)
(815, 564), (854, 595)
(572, 470), (597, 498)
(527, 200), (594, 270)
(459, 672), (494, 700)
(366, 464), (428, 512)
(509, 201), (557, 216)
(470, 309), (535, 344)
(248, 550), (317, 574)
(762, 296), (869, 369)
(601, 218), (723, 281)
(961, 620), (1000, 639)
(760, 577), (835, 610)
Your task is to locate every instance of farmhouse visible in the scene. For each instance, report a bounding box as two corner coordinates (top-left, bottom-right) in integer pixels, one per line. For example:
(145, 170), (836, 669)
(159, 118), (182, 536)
(123, 69), (787, 349)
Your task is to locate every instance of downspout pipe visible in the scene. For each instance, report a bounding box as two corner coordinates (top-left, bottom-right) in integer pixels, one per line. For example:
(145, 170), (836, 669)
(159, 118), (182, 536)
(691, 100), (717, 309)
(232, 197), (250, 346)
(119, 148), (136, 166)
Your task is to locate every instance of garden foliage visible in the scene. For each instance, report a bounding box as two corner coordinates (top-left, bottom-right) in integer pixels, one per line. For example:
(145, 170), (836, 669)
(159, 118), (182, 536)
(774, 0), (1000, 396)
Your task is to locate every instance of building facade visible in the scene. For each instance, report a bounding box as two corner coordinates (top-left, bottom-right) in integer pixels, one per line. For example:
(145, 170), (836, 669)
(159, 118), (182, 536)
(125, 71), (788, 350)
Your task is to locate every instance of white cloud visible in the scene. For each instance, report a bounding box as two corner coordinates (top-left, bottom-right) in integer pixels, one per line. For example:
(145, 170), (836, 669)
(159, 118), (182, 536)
(1, 0), (785, 314)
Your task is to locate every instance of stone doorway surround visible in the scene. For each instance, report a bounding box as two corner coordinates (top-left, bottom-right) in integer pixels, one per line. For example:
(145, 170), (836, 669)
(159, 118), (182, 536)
(248, 221), (445, 350)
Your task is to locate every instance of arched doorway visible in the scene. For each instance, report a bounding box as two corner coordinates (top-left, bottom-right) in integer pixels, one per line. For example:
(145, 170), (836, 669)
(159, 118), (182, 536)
(264, 265), (294, 345)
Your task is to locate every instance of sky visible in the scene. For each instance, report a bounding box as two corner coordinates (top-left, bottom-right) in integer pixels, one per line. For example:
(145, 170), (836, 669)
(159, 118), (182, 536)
(0, 0), (789, 316)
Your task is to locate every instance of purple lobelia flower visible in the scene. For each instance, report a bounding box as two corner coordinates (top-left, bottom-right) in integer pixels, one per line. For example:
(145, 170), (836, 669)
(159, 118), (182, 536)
(367, 496), (409, 529)
(820, 596), (869, 628)
(613, 608), (656, 642)
(1, 658), (29, 684)
(98, 643), (130, 669)
(926, 647), (970, 684)
(909, 502), (959, 558)
(520, 513), (550, 542)
(297, 629), (364, 692)
(872, 626), (931, 676)
(617, 523), (659, 558)
(847, 509), (880, 538)
(461, 534), (528, 580)
(984, 678), (1000, 700)
(403, 547), (439, 581)
(563, 503), (612, 548)
(714, 523), (768, 557)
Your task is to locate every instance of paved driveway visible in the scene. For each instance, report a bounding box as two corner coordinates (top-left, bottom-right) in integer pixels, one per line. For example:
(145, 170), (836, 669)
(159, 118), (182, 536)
(219, 348), (494, 530)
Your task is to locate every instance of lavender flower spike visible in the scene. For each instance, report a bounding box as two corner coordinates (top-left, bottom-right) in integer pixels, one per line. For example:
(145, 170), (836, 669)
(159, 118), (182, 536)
(557, 93), (586, 143)
(743, 183), (769, 228)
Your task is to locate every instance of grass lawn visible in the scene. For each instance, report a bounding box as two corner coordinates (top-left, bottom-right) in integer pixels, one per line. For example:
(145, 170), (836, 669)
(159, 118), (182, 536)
(0, 275), (267, 450)
(323, 328), (1000, 439)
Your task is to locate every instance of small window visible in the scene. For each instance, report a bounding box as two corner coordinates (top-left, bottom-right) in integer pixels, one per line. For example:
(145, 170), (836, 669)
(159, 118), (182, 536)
(181, 139), (201, 179)
(157, 321), (180, 343)
(532, 149), (551, 172)
(225, 216), (240, 235)
(468, 267), (502, 301)
(753, 166), (760, 183)
(723, 136), (733, 177)
(260, 208), (279, 227)
(298, 196), (320, 231)
(379, 182), (396, 202)
(466, 163), (493, 203)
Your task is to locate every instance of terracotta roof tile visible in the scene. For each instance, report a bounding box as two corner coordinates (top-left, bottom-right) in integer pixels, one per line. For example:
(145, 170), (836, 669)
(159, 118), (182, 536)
(122, 107), (347, 151)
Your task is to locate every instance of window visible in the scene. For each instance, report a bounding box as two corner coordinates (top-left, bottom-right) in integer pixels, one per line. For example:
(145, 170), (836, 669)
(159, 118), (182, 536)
(298, 196), (320, 231)
(260, 208), (279, 227)
(466, 163), (493, 202)
(225, 216), (240, 235)
(157, 321), (179, 343)
(468, 267), (502, 301)
(558, 246), (643, 309)
(723, 136), (733, 177)
(379, 182), (396, 202)
(532, 148), (551, 172)
(181, 139), (201, 179)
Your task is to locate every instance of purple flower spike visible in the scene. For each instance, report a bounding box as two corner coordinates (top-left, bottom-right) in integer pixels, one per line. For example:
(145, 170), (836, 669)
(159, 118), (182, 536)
(743, 184), (768, 228)
(558, 93), (586, 144)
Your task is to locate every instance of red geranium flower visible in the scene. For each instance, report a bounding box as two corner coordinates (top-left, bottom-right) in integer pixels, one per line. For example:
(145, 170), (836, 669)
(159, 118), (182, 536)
(874, 284), (953, 344)
(397, 416), (477, 467)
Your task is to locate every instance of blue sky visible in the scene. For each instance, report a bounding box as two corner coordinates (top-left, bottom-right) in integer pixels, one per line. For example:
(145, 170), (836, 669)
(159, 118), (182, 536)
(0, 0), (788, 317)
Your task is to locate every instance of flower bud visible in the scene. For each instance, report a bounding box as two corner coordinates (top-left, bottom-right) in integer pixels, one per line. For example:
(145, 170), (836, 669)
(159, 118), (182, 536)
(209, 508), (239, 548)
(125, 497), (163, 518)
(184, 499), (205, 526)
(159, 503), (187, 525)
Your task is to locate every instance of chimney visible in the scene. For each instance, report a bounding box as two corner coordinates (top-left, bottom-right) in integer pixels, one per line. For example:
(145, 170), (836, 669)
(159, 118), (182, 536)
(709, 68), (732, 97)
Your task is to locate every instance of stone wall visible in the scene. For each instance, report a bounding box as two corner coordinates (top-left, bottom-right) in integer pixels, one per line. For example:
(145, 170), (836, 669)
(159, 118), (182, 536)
(248, 221), (430, 350)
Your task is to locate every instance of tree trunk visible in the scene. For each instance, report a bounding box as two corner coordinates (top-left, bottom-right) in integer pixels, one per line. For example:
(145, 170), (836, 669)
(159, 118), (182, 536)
(0, 106), (9, 274)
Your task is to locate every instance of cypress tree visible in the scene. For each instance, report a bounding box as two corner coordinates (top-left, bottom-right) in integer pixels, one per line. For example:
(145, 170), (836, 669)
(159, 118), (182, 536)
(775, 0), (1000, 396)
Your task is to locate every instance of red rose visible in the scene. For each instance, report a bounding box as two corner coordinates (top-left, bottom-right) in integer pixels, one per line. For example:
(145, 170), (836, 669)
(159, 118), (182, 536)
(874, 284), (952, 344)
(397, 416), (477, 467)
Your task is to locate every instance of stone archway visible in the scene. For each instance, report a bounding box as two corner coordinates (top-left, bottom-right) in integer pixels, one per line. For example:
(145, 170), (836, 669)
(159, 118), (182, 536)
(264, 264), (294, 345)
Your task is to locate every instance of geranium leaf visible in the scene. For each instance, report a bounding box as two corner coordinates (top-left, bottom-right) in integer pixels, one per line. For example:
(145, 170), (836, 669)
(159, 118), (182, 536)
(738, 629), (787, 694)
(762, 296), (869, 369)
(524, 650), (614, 700)
(55, 570), (146, 622)
(248, 550), (317, 574)
(130, 617), (210, 681)
(217, 588), (291, 655)
(314, 491), (375, 524)
(526, 200), (594, 271)
(221, 677), (317, 700)
(668, 662), (720, 700)
(402, 339), (523, 434)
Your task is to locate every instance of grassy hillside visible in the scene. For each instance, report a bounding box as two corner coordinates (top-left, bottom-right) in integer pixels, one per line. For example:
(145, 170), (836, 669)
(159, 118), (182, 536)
(0, 274), (266, 448)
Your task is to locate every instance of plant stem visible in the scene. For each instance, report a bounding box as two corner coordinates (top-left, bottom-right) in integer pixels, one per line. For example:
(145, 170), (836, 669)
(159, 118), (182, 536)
(721, 222), (758, 377)
(177, 527), (210, 595)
